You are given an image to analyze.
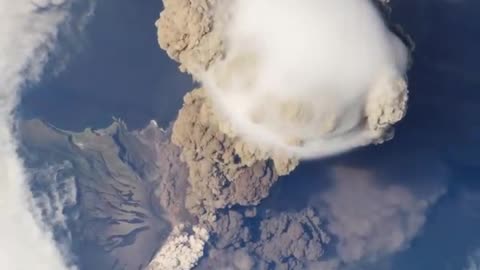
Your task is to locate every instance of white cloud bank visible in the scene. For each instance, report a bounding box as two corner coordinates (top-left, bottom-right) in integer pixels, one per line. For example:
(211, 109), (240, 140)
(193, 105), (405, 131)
(201, 0), (409, 159)
(0, 0), (74, 269)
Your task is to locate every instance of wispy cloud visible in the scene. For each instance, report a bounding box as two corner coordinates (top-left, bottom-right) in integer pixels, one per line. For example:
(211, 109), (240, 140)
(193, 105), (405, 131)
(31, 161), (78, 259)
(0, 0), (77, 269)
(465, 249), (480, 270)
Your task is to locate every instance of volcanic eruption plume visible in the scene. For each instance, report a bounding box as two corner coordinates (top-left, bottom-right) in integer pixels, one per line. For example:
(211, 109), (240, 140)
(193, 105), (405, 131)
(201, 0), (409, 159)
(152, 0), (411, 268)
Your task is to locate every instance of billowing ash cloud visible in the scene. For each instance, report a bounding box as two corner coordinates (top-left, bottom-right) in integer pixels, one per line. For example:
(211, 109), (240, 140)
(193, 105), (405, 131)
(201, 0), (409, 159)
(148, 225), (209, 270)
(20, 119), (180, 270)
(302, 155), (448, 270)
(154, 0), (413, 269)
(171, 88), (297, 219)
(0, 0), (75, 269)
(320, 167), (446, 263)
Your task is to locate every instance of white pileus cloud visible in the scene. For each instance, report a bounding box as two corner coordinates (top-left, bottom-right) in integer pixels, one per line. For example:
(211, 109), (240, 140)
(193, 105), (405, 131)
(201, 0), (409, 159)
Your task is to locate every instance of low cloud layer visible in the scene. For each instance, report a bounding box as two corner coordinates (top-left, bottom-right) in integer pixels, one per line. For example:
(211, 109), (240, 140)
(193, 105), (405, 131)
(0, 0), (74, 269)
(201, 0), (409, 159)
(30, 162), (78, 257)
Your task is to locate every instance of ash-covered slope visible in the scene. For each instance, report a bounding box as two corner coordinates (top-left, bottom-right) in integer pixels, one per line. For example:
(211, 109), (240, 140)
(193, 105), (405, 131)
(19, 119), (189, 270)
